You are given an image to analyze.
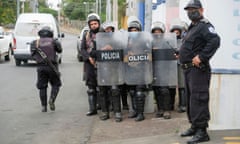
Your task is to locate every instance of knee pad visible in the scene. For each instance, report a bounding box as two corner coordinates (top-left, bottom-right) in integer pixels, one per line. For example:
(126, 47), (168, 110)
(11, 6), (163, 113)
(160, 88), (170, 97)
(87, 88), (96, 96)
(136, 91), (146, 99)
(112, 89), (120, 97)
(129, 89), (135, 97)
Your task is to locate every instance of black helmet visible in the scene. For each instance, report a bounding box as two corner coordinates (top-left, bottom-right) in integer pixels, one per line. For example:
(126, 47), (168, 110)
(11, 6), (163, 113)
(151, 21), (165, 33)
(128, 21), (142, 31)
(38, 26), (53, 37)
(87, 13), (100, 26)
(184, 0), (203, 10)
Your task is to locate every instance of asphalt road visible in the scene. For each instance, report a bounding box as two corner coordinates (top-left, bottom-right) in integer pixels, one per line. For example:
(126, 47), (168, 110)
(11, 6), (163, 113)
(0, 33), (94, 144)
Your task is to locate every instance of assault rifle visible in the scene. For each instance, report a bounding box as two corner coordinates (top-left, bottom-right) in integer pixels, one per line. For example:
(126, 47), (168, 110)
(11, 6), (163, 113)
(166, 41), (179, 55)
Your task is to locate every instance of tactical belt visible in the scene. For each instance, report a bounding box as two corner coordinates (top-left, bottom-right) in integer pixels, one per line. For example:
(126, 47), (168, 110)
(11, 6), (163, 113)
(181, 63), (195, 69)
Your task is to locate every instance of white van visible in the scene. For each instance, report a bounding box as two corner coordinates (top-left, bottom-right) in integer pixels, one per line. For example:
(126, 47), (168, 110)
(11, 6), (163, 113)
(13, 13), (64, 66)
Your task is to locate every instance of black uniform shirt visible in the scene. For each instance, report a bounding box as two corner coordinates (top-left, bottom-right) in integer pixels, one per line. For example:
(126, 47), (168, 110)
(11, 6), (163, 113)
(179, 18), (220, 64)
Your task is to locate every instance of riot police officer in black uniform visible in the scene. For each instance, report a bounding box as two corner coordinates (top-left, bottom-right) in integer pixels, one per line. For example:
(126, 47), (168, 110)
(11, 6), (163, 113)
(126, 20), (149, 122)
(81, 13), (104, 116)
(97, 21), (123, 122)
(151, 21), (172, 119)
(169, 21), (188, 113)
(179, 0), (220, 143)
(31, 26), (62, 112)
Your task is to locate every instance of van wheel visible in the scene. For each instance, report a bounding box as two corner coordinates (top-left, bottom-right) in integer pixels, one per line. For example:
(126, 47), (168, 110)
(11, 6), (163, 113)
(23, 60), (28, 64)
(15, 59), (21, 66)
(4, 49), (11, 61)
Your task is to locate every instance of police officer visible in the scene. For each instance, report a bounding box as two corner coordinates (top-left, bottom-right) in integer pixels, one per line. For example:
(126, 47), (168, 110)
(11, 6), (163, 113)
(31, 26), (62, 112)
(81, 13), (104, 116)
(98, 21), (123, 122)
(169, 21), (188, 113)
(151, 21), (172, 119)
(179, 0), (220, 143)
(126, 20), (148, 122)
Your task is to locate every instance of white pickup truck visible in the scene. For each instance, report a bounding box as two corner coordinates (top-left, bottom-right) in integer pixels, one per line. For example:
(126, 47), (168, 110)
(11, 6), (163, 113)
(0, 26), (13, 61)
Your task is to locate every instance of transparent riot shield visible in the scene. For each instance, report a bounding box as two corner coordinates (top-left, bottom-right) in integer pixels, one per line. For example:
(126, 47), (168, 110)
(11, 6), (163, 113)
(124, 32), (153, 85)
(152, 33), (178, 87)
(96, 32), (127, 86)
(176, 39), (185, 88)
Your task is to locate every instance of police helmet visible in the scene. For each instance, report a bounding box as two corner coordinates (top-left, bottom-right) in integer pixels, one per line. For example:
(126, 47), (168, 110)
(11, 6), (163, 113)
(151, 21), (165, 33)
(102, 21), (115, 32)
(87, 13), (100, 25)
(128, 21), (142, 32)
(184, 0), (203, 10)
(38, 26), (53, 37)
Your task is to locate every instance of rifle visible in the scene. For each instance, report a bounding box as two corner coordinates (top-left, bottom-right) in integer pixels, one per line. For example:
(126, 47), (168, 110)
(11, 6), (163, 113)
(166, 41), (179, 55)
(35, 39), (61, 77)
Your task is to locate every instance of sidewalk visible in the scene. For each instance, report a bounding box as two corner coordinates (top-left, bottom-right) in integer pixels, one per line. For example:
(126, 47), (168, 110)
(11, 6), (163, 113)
(88, 110), (240, 144)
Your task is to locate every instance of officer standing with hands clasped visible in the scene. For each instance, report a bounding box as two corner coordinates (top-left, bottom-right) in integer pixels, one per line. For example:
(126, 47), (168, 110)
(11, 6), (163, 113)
(179, 0), (220, 144)
(81, 13), (104, 116)
(31, 26), (62, 112)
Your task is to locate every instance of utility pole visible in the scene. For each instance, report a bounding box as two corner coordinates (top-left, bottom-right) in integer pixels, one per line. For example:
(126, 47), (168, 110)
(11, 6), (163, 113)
(31, 0), (38, 13)
(112, 0), (118, 28)
(96, 0), (98, 13)
(99, 0), (101, 15)
(58, 0), (61, 24)
(106, 0), (111, 21)
(17, 0), (20, 18)
(138, 0), (145, 30)
(144, 0), (152, 31)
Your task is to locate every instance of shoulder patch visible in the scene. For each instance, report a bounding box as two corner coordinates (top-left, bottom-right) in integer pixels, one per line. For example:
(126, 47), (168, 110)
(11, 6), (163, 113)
(200, 18), (209, 24)
(208, 26), (217, 34)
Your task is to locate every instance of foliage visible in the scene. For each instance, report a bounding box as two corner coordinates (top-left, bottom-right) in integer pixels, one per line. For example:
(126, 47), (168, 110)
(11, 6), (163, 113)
(0, 0), (17, 25)
(0, 0), (57, 26)
(62, 0), (105, 21)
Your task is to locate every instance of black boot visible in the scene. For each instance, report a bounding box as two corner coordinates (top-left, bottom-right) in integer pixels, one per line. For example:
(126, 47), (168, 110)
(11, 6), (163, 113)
(115, 112), (122, 122)
(163, 111), (171, 119)
(180, 126), (197, 137)
(86, 89), (97, 116)
(178, 88), (186, 113)
(187, 128), (210, 144)
(135, 91), (145, 122)
(169, 88), (176, 110)
(40, 88), (47, 112)
(135, 113), (145, 122)
(99, 86), (109, 120)
(155, 110), (164, 118)
(41, 106), (47, 112)
(112, 88), (122, 122)
(49, 87), (59, 111)
(128, 89), (137, 118)
(120, 86), (129, 110)
(154, 88), (164, 118)
(99, 112), (109, 120)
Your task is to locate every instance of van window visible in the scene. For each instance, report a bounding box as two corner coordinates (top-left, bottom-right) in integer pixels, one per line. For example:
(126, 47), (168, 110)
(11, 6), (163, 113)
(15, 23), (53, 37)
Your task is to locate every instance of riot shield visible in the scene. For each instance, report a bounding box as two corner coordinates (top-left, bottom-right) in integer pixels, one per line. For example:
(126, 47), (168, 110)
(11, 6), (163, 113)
(96, 32), (127, 86)
(124, 32), (153, 85)
(176, 39), (185, 88)
(152, 33), (178, 87)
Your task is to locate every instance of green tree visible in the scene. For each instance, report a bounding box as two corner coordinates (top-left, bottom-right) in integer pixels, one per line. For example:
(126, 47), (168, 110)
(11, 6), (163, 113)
(38, 0), (58, 17)
(0, 0), (17, 25)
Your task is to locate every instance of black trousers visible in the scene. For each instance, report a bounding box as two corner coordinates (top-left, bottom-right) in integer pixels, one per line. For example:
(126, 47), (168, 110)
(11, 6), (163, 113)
(37, 65), (61, 89)
(183, 67), (211, 128)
